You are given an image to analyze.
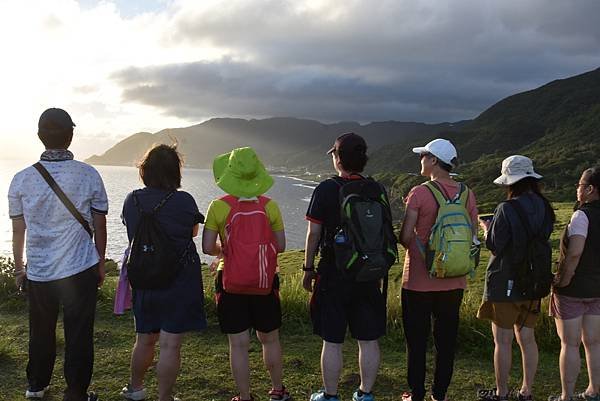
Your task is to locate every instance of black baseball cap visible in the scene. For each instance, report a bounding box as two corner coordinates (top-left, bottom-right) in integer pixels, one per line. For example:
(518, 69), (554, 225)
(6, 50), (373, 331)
(326, 132), (367, 155)
(38, 108), (76, 134)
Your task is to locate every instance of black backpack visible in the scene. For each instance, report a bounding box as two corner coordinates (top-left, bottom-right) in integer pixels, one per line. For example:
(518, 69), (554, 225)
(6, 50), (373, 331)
(507, 199), (553, 299)
(126, 190), (184, 290)
(331, 176), (398, 282)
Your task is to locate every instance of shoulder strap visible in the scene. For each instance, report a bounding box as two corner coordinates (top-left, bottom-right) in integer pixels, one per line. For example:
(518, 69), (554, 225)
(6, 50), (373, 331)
(423, 181), (447, 207)
(33, 162), (93, 238)
(507, 199), (533, 240)
(257, 195), (271, 208)
(152, 190), (176, 213)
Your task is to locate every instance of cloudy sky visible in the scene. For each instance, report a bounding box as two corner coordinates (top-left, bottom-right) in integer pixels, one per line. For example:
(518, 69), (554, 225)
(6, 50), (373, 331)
(1, 0), (599, 160)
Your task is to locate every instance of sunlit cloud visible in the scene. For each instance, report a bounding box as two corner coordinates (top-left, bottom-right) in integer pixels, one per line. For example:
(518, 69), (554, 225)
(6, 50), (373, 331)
(0, 0), (599, 161)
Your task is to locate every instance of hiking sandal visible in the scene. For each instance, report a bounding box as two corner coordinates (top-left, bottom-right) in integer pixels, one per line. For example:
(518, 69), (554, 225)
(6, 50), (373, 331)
(477, 389), (508, 401)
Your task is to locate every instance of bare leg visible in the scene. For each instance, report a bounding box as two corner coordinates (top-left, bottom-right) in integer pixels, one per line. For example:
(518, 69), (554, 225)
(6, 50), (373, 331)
(357, 340), (380, 393)
(130, 332), (159, 390)
(157, 331), (183, 401)
(555, 316), (583, 400)
(581, 315), (600, 396)
(257, 329), (283, 390)
(514, 326), (538, 396)
(229, 330), (252, 400)
(492, 323), (514, 397)
(322, 341), (343, 395)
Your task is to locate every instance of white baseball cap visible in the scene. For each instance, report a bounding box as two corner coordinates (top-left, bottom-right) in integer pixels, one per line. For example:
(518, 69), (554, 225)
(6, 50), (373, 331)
(412, 139), (458, 166)
(493, 155), (542, 186)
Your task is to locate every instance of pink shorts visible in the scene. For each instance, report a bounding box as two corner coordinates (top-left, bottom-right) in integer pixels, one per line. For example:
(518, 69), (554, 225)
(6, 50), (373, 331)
(549, 293), (600, 320)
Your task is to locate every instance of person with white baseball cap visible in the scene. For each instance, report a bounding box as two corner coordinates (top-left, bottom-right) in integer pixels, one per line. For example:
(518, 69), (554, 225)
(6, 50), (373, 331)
(476, 155), (555, 401)
(399, 138), (479, 401)
(411, 138), (458, 169)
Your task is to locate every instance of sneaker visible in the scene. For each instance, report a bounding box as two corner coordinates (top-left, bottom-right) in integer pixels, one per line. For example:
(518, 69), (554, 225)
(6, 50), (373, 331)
(310, 390), (340, 401)
(121, 384), (146, 401)
(25, 385), (50, 399)
(87, 392), (99, 401)
(401, 393), (413, 401)
(269, 386), (291, 401)
(352, 389), (374, 401)
(576, 393), (600, 401)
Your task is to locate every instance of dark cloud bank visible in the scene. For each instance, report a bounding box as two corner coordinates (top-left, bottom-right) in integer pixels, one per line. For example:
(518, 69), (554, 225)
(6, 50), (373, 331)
(113, 0), (600, 123)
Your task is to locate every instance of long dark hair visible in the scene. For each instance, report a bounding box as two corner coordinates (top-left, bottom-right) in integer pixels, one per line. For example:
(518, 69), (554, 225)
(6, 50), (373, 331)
(507, 177), (555, 222)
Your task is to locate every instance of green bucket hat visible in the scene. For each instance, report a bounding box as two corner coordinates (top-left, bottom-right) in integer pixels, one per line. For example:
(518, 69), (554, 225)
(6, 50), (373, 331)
(213, 147), (274, 198)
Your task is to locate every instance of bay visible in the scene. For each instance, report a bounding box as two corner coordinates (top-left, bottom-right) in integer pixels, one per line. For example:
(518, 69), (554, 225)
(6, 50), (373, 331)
(0, 160), (316, 262)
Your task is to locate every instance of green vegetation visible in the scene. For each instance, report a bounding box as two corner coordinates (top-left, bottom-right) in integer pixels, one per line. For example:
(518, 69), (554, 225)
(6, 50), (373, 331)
(372, 68), (600, 211)
(0, 204), (590, 400)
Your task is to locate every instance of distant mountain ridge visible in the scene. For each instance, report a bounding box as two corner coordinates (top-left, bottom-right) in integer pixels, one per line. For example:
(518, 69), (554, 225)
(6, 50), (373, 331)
(87, 67), (600, 208)
(86, 117), (464, 170)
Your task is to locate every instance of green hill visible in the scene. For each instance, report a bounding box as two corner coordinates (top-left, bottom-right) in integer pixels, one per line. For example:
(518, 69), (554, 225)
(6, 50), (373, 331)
(370, 67), (600, 211)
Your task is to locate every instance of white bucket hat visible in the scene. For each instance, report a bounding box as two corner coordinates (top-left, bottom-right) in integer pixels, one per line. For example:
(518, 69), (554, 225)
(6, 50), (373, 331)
(412, 138), (457, 167)
(493, 155), (542, 186)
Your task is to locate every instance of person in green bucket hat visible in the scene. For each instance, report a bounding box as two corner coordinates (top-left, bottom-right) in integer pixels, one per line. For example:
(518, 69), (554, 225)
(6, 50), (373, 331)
(202, 147), (290, 401)
(213, 146), (274, 198)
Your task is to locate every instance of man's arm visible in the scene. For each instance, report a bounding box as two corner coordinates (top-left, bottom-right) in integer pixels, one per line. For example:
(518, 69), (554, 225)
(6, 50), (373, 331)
(93, 213), (107, 286)
(302, 221), (322, 292)
(12, 218), (26, 289)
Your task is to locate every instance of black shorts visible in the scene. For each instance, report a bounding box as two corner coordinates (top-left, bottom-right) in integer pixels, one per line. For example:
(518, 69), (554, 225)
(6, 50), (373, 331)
(310, 273), (386, 343)
(215, 272), (282, 334)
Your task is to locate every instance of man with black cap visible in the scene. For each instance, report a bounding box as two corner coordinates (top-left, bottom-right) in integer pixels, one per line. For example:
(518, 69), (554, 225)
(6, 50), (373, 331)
(303, 133), (394, 401)
(8, 108), (108, 401)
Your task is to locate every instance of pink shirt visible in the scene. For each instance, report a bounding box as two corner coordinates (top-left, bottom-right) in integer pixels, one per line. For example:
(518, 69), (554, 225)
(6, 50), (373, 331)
(402, 180), (478, 292)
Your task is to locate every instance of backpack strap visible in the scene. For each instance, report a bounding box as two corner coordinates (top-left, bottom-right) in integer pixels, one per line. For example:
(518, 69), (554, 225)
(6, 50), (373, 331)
(506, 199), (533, 240)
(133, 190), (176, 214)
(33, 162), (93, 238)
(220, 194), (238, 209)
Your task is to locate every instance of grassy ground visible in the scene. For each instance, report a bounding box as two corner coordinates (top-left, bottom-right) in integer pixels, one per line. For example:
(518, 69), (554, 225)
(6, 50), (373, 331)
(0, 203), (588, 401)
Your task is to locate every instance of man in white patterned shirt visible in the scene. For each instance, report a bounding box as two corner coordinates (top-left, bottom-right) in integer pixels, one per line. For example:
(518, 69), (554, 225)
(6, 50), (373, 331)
(8, 108), (108, 401)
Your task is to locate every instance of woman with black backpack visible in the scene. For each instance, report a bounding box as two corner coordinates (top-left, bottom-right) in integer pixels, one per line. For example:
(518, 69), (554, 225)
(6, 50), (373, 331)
(120, 144), (207, 401)
(549, 167), (600, 401)
(477, 155), (555, 401)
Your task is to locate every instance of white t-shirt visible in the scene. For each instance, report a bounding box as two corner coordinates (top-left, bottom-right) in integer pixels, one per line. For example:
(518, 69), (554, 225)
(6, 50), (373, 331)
(8, 160), (108, 281)
(568, 210), (589, 238)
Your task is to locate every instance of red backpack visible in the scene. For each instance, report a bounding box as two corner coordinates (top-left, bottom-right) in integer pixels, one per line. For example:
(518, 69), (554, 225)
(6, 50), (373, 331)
(221, 195), (279, 295)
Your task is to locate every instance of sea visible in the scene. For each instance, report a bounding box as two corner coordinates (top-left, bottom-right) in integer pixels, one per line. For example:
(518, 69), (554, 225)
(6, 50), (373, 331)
(0, 160), (317, 263)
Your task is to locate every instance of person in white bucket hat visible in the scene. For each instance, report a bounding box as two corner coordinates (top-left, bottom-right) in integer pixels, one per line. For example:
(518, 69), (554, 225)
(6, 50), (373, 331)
(493, 155), (543, 186)
(476, 155), (555, 401)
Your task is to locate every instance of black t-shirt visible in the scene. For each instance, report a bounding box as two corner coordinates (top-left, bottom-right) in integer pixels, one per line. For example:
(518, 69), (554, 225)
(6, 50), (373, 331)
(306, 175), (365, 269)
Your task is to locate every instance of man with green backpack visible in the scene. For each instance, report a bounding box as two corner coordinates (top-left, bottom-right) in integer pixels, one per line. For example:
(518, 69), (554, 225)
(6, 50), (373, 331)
(303, 133), (398, 401)
(398, 139), (480, 401)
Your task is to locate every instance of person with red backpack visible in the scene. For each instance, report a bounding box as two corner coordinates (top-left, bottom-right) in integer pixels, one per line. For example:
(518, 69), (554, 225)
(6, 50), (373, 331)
(202, 147), (289, 401)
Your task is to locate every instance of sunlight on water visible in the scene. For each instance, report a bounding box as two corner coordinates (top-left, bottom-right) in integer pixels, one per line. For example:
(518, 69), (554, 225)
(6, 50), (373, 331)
(0, 161), (316, 262)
